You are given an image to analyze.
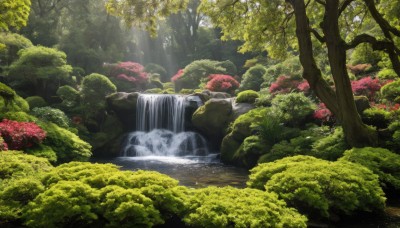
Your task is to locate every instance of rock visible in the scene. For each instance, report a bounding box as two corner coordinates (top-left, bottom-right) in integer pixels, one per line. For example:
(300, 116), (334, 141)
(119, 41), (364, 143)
(232, 101), (255, 119)
(106, 92), (139, 131)
(192, 98), (233, 147)
(220, 133), (241, 164)
(210, 91), (231, 99)
(354, 96), (371, 114)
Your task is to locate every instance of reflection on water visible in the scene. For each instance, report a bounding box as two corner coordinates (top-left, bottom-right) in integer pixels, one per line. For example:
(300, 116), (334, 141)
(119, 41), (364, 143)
(92, 154), (249, 188)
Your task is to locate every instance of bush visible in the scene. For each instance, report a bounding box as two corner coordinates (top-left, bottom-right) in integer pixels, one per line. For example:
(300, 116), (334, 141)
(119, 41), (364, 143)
(0, 151), (53, 180)
(362, 108), (391, 129)
(0, 82), (29, 112)
(0, 32), (33, 67)
(311, 127), (349, 160)
(340, 147), (400, 191)
(377, 68), (398, 80)
(248, 156), (386, 219)
(144, 63), (167, 82)
(351, 76), (381, 100)
(107, 61), (149, 91)
(381, 79), (400, 102)
(0, 119), (46, 150)
(25, 144), (57, 163)
(205, 74), (240, 94)
(234, 135), (268, 168)
(56, 85), (80, 108)
(236, 90), (259, 103)
(264, 56), (303, 84)
(31, 107), (70, 128)
(271, 92), (316, 126)
(181, 186), (307, 227)
(238, 64), (267, 92)
(269, 75), (303, 95)
(231, 108), (269, 140)
(25, 96), (47, 109)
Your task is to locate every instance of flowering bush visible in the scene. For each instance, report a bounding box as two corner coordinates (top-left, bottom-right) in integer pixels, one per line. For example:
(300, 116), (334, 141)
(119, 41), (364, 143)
(107, 61), (149, 90)
(0, 119), (46, 150)
(269, 75), (309, 95)
(313, 103), (333, 123)
(351, 76), (381, 100)
(171, 69), (184, 82)
(205, 74), (239, 94)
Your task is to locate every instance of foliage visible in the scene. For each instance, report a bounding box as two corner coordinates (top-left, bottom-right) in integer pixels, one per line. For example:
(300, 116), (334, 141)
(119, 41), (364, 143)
(313, 103), (334, 123)
(231, 107), (269, 140)
(377, 68), (398, 80)
(248, 156), (386, 219)
(264, 56), (303, 83)
(171, 69), (184, 82)
(311, 127), (349, 161)
(340, 147), (400, 191)
(238, 64), (267, 92)
(0, 0), (31, 31)
(271, 92), (316, 126)
(205, 74), (239, 94)
(349, 43), (381, 66)
(31, 107), (70, 128)
(144, 88), (163, 94)
(107, 62), (148, 91)
(0, 151), (53, 180)
(144, 63), (168, 82)
(25, 96), (47, 109)
(234, 135), (268, 168)
(362, 108), (391, 129)
(56, 85), (80, 108)
(181, 186), (307, 227)
(25, 144), (57, 163)
(381, 79), (400, 102)
(81, 73), (117, 114)
(0, 119), (46, 150)
(7, 46), (73, 100)
(236, 90), (259, 103)
(351, 76), (381, 99)
(269, 75), (309, 95)
(0, 32), (33, 67)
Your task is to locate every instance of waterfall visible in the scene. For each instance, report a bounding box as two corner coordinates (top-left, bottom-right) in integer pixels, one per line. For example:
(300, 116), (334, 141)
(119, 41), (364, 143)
(122, 94), (209, 157)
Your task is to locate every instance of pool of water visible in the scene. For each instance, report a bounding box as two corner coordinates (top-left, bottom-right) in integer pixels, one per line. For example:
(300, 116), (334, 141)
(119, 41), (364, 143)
(92, 154), (249, 188)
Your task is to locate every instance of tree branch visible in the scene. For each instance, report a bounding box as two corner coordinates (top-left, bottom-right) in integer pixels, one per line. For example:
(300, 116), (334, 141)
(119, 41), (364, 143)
(339, 0), (354, 16)
(310, 28), (325, 43)
(364, 0), (400, 37)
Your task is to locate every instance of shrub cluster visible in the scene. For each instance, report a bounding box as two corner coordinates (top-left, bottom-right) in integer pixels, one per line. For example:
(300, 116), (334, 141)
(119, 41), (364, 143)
(205, 74), (240, 94)
(236, 90), (259, 103)
(0, 119), (46, 150)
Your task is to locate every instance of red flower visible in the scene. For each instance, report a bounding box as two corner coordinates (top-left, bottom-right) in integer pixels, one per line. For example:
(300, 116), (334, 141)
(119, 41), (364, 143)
(0, 119), (46, 150)
(269, 75), (304, 94)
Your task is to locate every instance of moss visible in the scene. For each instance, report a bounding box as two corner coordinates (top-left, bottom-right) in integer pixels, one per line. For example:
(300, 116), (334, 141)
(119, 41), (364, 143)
(144, 88), (163, 94)
(236, 90), (259, 103)
(25, 96), (47, 109)
(362, 108), (392, 129)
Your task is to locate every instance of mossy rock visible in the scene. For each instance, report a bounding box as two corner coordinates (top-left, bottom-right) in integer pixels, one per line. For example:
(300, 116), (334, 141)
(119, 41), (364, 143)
(354, 96), (371, 114)
(220, 133), (242, 164)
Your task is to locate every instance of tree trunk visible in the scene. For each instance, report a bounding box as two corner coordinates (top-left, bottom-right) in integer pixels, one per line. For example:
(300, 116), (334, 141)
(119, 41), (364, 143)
(290, 0), (378, 147)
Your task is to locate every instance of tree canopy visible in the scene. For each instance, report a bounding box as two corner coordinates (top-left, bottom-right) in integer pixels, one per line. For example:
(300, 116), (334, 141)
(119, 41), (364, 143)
(0, 0), (31, 31)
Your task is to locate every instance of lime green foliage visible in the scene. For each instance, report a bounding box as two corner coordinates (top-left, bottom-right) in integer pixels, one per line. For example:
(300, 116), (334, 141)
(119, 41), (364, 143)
(25, 96), (47, 109)
(254, 89), (272, 107)
(31, 107), (70, 128)
(264, 56), (303, 83)
(81, 73), (117, 113)
(56, 85), (80, 108)
(8, 46), (73, 99)
(236, 90), (259, 103)
(248, 156), (386, 219)
(39, 121), (92, 163)
(0, 82), (29, 112)
(24, 180), (99, 228)
(0, 0), (31, 31)
(234, 135), (267, 168)
(175, 59), (234, 90)
(259, 126), (330, 163)
(144, 63), (168, 81)
(179, 88), (195, 94)
(163, 82), (174, 90)
(311, 127), (349, 161)
(340, 147), (400, 191)
(25, 145), (57, 163)
(381, 79), (400, 102)
(181, 186), (307, 227)
(0, 151), (53, 180)
(238, 64), (267, 92)
(271, 92), (316, 126)
(377, 68), (398, 80)
(231, 107), (268, 140)
(362, 108), (391, 129)
(0, 32), (33, 67)
(387, 121), (400, 151)
(144, 88), (163, 94)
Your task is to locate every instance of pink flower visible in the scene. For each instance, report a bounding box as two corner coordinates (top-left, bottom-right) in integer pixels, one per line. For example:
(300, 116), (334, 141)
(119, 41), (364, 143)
(171, 69), (184, 82)
(205, 74), (240, 93)
(0, 119), (46, 150)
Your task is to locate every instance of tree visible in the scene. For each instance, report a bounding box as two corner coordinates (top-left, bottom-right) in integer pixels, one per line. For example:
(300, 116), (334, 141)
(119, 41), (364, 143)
(0, 0), (31, 31)
(8, 46), (72, 101)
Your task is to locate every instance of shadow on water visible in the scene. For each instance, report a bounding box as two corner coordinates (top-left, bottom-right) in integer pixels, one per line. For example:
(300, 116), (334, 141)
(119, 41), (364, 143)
(92, 154), (249, 188)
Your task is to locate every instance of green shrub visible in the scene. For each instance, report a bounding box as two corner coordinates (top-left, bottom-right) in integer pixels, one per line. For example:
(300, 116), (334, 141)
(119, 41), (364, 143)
(31, 106), (70, 128)
(377, 68), (398, 80)
(271, 92), (316, 127)
(56, 85), (80, 108)
(362, 108), (391, 129)
(217, 60), (237, 76)
(0, 32), (33, 67)
(24, 180), (99, 228)
(0, 151), (53, 180)
(181, 186), (307, 227)
(25, 96), (47, 109)
(248, 156), (386, 219)
(381, 79), (400, 102)
(264, 56), (303, 84)
(25, 145), (57, 163)
(349, 43), (381, 66)
(234, 135), (268, 168)
(236, 90), (259, 103)
(238, 65), (267, 92)
(0, 83), (29, 112)
(179, 88), (194, 94)
(311, 127), (349, 161)
(162, 82), (174, 90)
(254, 90), (272, 107)
(144, 88), (163, 94)
(340, 147), (400, 191)
(231, 107), (269, 140)
(144, 63), (168, 81)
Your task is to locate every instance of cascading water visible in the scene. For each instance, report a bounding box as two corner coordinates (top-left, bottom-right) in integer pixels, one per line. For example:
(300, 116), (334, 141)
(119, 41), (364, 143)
(122, 94), (210, 157)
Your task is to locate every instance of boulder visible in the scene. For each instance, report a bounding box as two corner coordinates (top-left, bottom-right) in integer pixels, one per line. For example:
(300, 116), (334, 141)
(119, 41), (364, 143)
(232, 101), (255, 119)
(106, 92), (139, 131)
(192, 98), (233, 147)
(354, 96), (371, 114)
